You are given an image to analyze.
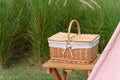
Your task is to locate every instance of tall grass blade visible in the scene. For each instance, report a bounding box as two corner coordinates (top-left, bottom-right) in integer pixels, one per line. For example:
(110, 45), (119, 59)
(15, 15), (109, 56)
(79, 0), (95, 10)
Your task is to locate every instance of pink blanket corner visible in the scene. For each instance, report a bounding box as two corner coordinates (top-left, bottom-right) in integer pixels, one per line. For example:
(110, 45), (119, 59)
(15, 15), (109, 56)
(88, 22), (120, 80)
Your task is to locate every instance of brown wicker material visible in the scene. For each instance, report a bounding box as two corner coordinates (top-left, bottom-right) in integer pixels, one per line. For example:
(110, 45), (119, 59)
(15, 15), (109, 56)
(48, 19), (100, 64)
(50, 44), (98, 64)
(48, 32), (76, 42)
(71, 34), (99, 42)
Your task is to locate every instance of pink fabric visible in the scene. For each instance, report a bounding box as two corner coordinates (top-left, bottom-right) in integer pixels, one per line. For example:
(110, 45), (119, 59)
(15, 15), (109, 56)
(88, 22), (120, 80)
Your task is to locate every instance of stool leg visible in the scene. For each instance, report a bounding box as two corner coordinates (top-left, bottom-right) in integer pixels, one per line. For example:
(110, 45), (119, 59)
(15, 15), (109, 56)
(62, 69), (67, 80)
(86, 70), (92, 77)
(52, 68), (61, 80)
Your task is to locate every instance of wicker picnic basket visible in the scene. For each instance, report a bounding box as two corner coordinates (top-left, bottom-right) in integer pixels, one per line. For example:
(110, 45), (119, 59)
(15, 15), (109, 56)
(48, 19), (100, 64)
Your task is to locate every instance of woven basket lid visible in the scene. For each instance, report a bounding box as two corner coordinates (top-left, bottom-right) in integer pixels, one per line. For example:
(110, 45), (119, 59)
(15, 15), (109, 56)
(48, 32), (76, 42)
(71, 34), (100, 42)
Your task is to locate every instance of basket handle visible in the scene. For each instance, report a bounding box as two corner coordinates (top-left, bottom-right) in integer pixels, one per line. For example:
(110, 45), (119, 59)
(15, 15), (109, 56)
(67, 19), (81, 44)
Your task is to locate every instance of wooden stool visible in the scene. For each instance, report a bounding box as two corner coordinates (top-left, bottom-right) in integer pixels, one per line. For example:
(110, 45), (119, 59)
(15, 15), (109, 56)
(42, 54), (100, 80)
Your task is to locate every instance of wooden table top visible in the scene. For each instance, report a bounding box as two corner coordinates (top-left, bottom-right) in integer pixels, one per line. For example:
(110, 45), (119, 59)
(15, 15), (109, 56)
(42, 54), (100, 70)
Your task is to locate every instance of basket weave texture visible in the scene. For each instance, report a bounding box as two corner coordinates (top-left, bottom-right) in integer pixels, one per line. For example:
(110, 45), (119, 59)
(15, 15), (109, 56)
(48, 19), (100, 64)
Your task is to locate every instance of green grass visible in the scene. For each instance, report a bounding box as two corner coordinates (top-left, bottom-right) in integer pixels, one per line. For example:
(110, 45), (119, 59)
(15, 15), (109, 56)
(0, 64), (49, 80)
(0, 0), (30, 65)
(79, 0), (120, 52)
(0, 60), (87, 80)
